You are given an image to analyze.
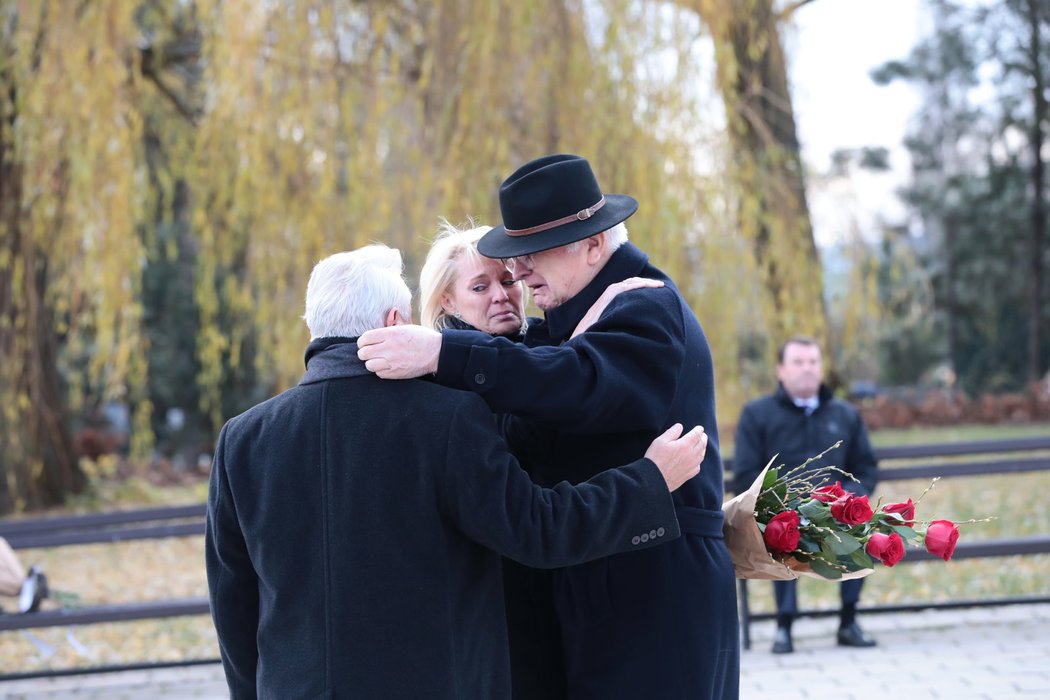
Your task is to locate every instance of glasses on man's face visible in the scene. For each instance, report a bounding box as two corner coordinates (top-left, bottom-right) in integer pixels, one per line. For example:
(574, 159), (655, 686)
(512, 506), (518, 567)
(501, 254), (535, 273)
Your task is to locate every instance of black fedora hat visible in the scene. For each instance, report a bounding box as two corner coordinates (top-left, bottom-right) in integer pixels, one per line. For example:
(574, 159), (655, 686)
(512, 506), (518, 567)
(477, 154), (638, 259)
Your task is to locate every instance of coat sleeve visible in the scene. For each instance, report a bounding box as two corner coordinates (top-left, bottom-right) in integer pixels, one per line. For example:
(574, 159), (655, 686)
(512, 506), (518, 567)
(435, 289), (685, 434)
(843, 407), (879, 495)
(205, 422), (260, 698)
(730, 403), (770, 495)
(440, 395), (681, 569)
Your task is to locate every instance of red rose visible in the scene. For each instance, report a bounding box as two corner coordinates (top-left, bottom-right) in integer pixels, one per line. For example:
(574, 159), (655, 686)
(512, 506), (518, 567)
(764, 510), (801, 554)
(882, 499), (916, 527)
(811, 481), (847, 504)
(865, 532), (905, 567)
(830, 494), (874, 525)
(925, 520), (960, 561)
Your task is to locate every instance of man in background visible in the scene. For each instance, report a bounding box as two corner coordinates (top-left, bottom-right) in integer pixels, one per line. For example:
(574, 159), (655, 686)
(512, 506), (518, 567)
(733, 336), (880, 654)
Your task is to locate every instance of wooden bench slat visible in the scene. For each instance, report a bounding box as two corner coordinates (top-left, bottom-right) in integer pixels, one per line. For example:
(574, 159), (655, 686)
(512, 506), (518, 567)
(873, 436), (1050, 460)
(0, 599), (211, 632)
(722, 435), (1050, 473)
(880, 456), (1049, 480)
(0, 504), (207, 538)
(899, 535), (1050, 562)
(6, 522), (206, 550)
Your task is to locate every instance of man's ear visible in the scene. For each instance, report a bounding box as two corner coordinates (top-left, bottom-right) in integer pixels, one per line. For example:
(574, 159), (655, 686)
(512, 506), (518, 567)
(385, 307), (410, 327)
(585, 232), (606, 265)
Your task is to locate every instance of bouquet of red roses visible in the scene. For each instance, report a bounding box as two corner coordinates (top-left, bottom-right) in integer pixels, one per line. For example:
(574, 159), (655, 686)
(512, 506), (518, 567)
(723, 443), (968, 581)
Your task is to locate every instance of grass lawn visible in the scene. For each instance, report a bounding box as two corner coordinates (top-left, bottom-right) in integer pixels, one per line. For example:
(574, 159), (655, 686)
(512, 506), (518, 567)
(1, 421), (1047, 673)
(869, 422), (1050, 446)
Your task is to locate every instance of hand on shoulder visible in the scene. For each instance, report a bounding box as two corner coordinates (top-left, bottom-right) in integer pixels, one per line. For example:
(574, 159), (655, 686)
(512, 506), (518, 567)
(358, 325), (442, 378)
(571, 277), (665, 338)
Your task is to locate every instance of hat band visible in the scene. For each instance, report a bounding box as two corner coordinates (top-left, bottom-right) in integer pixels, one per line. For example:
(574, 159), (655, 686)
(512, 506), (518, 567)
(504, 196), (606, 237)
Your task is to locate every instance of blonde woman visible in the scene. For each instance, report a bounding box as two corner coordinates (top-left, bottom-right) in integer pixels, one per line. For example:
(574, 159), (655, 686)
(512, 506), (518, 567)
(420, 222), (527, 339)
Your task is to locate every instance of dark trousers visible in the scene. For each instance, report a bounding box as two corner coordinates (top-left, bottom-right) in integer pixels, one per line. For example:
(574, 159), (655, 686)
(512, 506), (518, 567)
(503, 525), (740, 699)
(502, 559), (566, 700)
(773, 577), (864, 618)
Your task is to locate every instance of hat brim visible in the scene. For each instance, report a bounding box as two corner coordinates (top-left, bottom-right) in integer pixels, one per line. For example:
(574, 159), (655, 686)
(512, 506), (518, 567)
(477, 194), (638, 259)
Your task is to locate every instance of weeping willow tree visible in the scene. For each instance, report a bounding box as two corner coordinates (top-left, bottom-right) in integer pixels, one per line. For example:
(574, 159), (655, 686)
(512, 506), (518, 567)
(1, 0), (818, 513)
(187, 0), (756, 424)
(691, 0), (830, 366)
(0, 0), (150, 512)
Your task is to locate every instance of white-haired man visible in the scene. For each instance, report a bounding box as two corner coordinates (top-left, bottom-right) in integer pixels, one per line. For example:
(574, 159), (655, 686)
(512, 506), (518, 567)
(205, 244), (708, 699)
(357, 155), (739, 700)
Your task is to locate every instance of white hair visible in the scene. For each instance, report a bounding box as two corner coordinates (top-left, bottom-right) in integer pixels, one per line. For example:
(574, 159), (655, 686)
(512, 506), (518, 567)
(605, 222), (629, 251)
(303, 245), (412, 340)
(566, 222), (629, 253)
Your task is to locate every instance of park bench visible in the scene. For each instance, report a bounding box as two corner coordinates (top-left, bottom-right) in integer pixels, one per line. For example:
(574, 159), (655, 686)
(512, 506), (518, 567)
(0, 504), (206, 550)
(0, 505), (210, 637)
(725, 434), (1050, 650)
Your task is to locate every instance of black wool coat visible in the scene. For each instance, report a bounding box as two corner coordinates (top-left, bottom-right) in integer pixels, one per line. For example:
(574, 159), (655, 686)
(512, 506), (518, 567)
(205, 339), (680, 700)
(435, 243), (740, 700)
(732, 383), (879, 498)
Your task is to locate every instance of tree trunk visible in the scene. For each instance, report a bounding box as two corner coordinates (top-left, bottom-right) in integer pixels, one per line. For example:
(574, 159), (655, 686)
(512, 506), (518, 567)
(1025, 0), (1046, 383)
(0, 44), (86, 516)
(697, 0), (830, 360)
(943, 213), (960, 384)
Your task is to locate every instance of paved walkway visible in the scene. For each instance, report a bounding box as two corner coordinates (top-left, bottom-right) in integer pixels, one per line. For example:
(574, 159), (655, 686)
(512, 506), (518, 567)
(0, 604), (1047, 699)
(740, 603), (1050, 700)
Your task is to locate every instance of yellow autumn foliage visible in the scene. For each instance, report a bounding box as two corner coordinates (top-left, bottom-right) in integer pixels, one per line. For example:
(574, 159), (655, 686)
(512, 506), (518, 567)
(1, 0), (827, 510)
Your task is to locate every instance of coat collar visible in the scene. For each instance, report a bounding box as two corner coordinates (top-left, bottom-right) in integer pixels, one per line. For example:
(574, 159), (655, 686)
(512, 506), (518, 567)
(443, 315), (527, 343)
(300, 337), (371, 385)
(542, 243), (650, 343)
(774, 382), (834, 410)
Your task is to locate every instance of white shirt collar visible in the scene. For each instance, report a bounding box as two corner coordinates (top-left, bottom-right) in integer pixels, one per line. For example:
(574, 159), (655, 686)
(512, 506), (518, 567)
(792, 395), (819, 410)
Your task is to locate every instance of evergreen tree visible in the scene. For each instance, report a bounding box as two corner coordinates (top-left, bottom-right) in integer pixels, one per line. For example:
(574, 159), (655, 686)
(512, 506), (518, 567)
(873, 0), (1049, 393)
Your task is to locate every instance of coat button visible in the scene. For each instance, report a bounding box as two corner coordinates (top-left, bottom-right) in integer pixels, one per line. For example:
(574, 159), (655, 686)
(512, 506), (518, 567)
(631, 536), (641, 545)
(640, 533), (650, 543)
(474, 373), (486, 385)
(649, 529), (657, 539)
(657, 527), (665, 537)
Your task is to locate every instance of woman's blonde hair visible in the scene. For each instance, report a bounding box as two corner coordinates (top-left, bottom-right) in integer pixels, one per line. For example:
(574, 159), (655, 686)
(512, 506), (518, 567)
(419, 220), (523, 332)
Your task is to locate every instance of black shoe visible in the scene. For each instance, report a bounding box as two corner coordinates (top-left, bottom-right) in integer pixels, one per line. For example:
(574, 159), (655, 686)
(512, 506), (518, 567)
(18, 566), (48, 614)
(837, 621), (877, 648)
(771, 627), (794, 654)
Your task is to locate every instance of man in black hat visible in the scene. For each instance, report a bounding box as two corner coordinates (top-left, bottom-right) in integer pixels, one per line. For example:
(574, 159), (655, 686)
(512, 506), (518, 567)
(358, 154), (739, 699)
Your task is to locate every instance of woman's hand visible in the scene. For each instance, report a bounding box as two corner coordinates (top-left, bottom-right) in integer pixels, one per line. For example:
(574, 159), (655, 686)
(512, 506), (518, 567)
(571, 277), (664, 339)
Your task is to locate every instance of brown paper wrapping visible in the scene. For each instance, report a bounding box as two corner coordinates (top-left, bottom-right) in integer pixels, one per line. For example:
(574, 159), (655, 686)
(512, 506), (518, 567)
(722, 464), (874, 581)
(0, 536), (27, 597)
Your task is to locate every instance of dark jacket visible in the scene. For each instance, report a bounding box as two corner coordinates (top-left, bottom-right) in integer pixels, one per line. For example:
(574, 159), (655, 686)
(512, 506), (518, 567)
(434, 243), (740, 700)
(732, 383), (879, 497)
(205, 338), (680, 700)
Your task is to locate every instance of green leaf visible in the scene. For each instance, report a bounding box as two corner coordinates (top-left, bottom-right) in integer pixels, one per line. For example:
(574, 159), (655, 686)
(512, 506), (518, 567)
(849, 549), (874, 569)
(825, 533), (862, 556)
(797, 536), (821, 553)
(808, 558), (843, 580)
(890, 525), (919, 541)
(798, 499), (828, 521)
(762, 468), (780, 491)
